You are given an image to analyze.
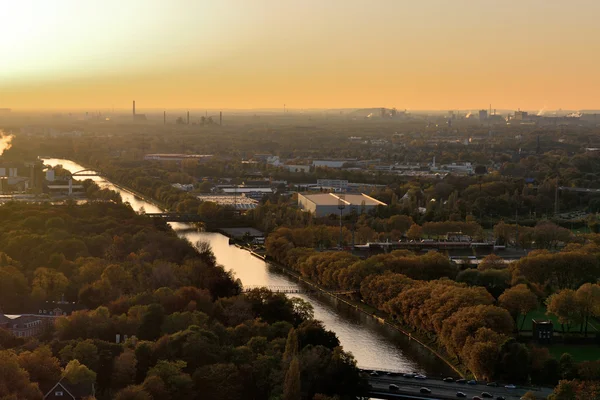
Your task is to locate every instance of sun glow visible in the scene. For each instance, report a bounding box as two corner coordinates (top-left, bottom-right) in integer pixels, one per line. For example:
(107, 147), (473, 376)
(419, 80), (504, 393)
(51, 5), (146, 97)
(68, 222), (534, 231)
(1, 0), (600, 110)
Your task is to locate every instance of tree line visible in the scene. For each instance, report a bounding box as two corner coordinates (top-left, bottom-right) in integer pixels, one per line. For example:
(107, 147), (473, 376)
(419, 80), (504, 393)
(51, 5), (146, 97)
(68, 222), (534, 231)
(0, 202), (363, 399)
(266, 226), (600, 386)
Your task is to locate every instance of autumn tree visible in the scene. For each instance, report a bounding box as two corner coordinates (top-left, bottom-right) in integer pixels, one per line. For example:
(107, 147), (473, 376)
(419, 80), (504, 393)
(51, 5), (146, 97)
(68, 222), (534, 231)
(558, 353), (578, 380)
(0, 265), (29, 312)
(112, 349), (137, 389)
(192, 363), (243, 400)
(549, 380), (600, 400)
(461, 328), (506, 380)
(406, 224), (423, 240)
(146, 360), (193, 399)
(64, 340), (100, 372)
(0, 350), (43, 399)
(499, 284), (539, 331)
(575, 283), (600, 336)
(31, 267), (69, 301)
(284, 357), (301, 400)
(440, 305), (514, 358)
(115, 385), (152, 400)
(63, 359), (97, 385)
(17, 345), (62, 391)
(497, 339), (531, 383)
(478, 253), (507, 271)
(283, 328), (298, 364)
(546, 290), (583, 333)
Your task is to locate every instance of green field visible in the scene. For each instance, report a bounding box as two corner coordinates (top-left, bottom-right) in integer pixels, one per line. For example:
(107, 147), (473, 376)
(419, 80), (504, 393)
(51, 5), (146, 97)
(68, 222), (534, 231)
(519, 307), (600, 362)
(547, 344), (600, 362)
(520, 307), (598, 333)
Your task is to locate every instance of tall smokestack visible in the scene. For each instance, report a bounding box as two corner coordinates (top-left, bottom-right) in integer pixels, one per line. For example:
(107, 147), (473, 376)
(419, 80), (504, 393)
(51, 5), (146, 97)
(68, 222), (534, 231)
(219, 111), (222, 126)
(187, 111), (189, 125)
(133, 101), (136, 117)
(164, 111), (166, 125)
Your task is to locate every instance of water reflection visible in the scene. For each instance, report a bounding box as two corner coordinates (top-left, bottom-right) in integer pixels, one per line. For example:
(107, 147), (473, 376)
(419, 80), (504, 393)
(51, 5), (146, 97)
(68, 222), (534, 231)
(42, 158), (453, 375)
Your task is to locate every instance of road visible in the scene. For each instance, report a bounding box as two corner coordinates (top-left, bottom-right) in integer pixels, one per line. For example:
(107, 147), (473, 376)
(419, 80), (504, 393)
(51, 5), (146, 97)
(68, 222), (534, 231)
(364, 372), (554, 399)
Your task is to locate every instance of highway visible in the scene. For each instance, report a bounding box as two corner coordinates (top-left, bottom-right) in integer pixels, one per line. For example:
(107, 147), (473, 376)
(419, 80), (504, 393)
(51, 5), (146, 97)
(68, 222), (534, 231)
(363, 371), (554, 399)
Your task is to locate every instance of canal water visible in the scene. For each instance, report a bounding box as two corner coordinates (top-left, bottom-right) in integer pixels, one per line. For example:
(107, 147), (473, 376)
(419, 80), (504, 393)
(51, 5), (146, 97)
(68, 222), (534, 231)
(43, 158), (454, 376)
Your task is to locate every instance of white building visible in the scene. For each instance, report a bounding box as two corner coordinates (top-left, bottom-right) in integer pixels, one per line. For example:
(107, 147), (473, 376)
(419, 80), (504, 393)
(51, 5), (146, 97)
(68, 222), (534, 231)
(266, 156), (281, 166)
(0, 167), (18, 177)
(172, 183), (194, 191)
(284, 165), (310, 173)
(297, 193), (386, 217)
(316, 179), (348, 191)
(197, 195), (258, 211)
(438, 162), (474, 175)
(312, 160), (351, 169)
(221, 187), (273, 195)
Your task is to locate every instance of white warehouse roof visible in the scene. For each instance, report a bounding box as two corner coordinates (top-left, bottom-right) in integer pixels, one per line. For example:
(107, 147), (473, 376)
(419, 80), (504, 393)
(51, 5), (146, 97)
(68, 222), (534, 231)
(299, 193), (386, 207)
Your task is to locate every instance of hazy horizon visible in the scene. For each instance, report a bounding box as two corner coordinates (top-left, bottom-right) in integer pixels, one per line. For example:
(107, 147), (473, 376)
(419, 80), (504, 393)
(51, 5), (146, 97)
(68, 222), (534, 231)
(2, 0), (600, 110)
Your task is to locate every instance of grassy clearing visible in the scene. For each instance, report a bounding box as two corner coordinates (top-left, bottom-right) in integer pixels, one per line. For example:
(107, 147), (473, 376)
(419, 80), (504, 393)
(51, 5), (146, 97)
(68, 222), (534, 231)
(547, 344), (600, 362)
(520, 307), (598, 333)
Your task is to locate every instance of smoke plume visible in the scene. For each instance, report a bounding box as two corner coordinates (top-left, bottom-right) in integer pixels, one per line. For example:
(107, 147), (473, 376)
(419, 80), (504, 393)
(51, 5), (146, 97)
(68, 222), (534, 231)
(0, 131), (15, 155)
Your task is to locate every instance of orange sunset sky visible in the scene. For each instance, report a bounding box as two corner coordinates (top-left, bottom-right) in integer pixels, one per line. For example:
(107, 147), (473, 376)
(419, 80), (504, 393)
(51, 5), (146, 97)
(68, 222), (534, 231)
(1, 0), (599, 111)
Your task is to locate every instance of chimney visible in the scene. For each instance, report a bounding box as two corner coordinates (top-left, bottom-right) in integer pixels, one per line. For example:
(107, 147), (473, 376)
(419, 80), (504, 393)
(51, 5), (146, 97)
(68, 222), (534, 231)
(164, 111), (166, 125)
(187, 111), (189, 125)
(133, 100), (136, 116)
(219, 111), (222, 126)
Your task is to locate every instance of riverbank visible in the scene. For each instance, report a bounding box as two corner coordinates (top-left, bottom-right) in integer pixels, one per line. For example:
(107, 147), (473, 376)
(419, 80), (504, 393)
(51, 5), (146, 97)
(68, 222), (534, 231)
(109, 180), (167, 212)
(105, 176), (468, 377)
(233, 241), (467, 378)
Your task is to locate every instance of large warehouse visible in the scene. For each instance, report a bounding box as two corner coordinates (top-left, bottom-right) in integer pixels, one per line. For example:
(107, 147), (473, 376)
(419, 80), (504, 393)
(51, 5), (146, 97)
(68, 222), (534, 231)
(297, 193), (386, 217)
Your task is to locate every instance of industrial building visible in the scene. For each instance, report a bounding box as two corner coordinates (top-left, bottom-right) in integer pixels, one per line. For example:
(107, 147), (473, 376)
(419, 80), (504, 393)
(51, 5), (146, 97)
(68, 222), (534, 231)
(312, 159), (354, 169)
(297, 193), (386, 217)
(196, 195), (258, 211)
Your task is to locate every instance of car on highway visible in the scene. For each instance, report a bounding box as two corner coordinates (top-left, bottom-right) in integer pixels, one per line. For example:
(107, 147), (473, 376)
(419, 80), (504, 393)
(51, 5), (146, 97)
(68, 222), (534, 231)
(481, 393), (493, 398)
(456, 379), (467, 384)
(443, 377), (455, 383)
(415, 374), (427, 380)
(370, 371), (379, 377)
(472, 397), (482, 400)
(456, 392), (467, 398)
(386, 371), (399, 376)
(467, 379), (477, 385)
(420, 387), (432, 394)
(505, 384), (516, 389)
(486, 382), (498, 387)
(496, 396), (506, 400)
(403, 373), (415, 378)
(389, 384), (399, 391)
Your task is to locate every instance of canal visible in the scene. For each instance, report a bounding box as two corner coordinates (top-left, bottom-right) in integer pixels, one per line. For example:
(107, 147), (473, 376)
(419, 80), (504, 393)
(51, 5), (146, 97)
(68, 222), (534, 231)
(43, 158), (454, 376)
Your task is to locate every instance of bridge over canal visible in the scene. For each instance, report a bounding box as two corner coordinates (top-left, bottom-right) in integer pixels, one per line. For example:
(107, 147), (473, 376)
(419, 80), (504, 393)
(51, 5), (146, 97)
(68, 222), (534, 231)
(144, 213), (206, 222)
(242, 285), (358, 295)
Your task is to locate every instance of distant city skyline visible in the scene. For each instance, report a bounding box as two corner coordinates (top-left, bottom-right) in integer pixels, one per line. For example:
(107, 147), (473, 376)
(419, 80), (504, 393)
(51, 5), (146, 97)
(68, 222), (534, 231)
(2, 0), (600, 110)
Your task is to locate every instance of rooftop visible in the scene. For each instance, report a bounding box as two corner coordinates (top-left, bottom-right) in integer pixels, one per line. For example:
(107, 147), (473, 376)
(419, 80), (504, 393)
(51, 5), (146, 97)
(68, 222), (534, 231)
(300, 193), (386, 206)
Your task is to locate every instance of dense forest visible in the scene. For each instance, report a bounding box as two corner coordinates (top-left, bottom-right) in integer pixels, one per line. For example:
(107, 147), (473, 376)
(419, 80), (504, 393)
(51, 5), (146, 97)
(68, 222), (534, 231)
(0, 202), (364, 399)
(266, 227), (600, 387)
